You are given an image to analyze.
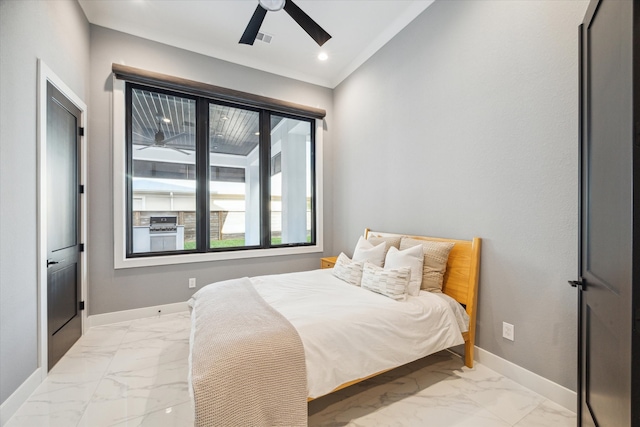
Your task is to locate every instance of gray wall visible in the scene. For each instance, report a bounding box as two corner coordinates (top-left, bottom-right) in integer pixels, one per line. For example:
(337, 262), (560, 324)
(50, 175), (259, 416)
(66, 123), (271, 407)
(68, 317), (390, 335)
(87, 26), (334, 315)
(0, 0), (90, 404)
(332, 0), (588, 390)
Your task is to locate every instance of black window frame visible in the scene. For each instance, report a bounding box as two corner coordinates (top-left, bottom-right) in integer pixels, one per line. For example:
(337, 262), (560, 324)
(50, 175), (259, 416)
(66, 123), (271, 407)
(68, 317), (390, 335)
(125, 82), (317, 259)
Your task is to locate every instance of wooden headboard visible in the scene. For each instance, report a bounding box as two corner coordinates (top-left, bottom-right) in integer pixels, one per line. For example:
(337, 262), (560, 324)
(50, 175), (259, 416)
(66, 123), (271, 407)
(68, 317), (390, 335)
(364, 229), (482, 367)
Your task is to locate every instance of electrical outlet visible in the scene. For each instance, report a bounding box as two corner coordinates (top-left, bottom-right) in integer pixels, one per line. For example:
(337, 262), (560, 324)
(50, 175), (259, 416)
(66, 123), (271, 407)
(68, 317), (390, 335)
(188, 278), (196, 289)
(503, 322), (515, 341)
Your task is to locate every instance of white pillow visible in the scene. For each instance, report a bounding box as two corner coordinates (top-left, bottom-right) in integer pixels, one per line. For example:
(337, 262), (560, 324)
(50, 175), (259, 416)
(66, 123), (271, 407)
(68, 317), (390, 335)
(384, 245), (424, 296)
(332, 252), (364, 286)
(352, 236), (386, 267)
(361, 262), (411, 301)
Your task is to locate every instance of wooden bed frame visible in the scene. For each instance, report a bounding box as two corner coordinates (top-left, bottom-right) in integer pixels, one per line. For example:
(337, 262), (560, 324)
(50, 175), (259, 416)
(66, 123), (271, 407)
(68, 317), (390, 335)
(313, 229), (481, 399)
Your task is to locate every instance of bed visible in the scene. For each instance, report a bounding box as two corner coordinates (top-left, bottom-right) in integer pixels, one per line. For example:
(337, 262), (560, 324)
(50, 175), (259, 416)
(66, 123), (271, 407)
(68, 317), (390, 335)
(188, 229), (481, 426)
(360, 229), (481, 371)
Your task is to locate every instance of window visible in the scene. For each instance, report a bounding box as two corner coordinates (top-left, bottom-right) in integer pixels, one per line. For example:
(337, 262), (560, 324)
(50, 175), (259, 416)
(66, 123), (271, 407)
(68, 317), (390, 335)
(270, 115), (314, 246)
(125, 83), (318, 259)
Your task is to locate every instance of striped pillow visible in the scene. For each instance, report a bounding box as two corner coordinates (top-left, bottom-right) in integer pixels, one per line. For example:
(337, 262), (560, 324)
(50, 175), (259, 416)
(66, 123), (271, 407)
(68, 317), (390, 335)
(361, 262), (411, 301)
(332, 253), (364, 286)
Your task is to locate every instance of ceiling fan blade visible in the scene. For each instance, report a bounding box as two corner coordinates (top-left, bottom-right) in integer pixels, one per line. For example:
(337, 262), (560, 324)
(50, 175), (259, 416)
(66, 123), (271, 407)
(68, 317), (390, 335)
(283, 0), (331, 46)
(170, 147), (191, 155)
(133, 131), (154, 142)
(240, 5), (268, 45)
(137, 145), (152, 151)
(162, 132), (186, 144)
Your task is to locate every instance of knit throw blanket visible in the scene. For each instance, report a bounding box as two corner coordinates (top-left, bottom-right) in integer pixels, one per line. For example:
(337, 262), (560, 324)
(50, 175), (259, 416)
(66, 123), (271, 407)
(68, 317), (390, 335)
(188, 278), (308, 427)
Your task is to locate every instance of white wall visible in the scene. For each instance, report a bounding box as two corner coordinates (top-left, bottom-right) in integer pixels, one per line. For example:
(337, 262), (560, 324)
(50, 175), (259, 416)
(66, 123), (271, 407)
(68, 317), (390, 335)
(332, 0), (588, 390)
(87, 26), (334, 315)
(0, 0), (90, 405)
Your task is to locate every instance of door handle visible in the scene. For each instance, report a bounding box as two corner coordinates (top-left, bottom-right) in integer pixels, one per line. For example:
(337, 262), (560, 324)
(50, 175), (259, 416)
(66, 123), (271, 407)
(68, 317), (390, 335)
(47, 260), (59, 267)
(569, 278), (585, 290)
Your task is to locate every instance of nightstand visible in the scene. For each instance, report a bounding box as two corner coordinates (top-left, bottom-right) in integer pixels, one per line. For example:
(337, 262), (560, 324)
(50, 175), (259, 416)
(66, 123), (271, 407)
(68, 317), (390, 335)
(320, 256), (337, 269)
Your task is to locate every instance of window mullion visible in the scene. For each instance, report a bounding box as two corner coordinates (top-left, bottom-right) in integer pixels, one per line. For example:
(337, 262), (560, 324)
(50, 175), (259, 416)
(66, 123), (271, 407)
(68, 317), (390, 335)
(196, 98), (210, 252)
(260, 110), (271, 248)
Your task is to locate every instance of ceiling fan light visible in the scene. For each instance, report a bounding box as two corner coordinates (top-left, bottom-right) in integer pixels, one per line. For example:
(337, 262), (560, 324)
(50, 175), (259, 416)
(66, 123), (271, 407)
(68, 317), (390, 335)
(259, 0), (285, 12)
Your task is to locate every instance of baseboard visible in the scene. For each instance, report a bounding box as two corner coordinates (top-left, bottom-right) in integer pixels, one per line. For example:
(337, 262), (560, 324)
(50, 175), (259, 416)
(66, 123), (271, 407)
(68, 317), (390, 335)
(87, 301), (189, 328)
(0, 368), (43, 427)
(475, 346), (576, 413)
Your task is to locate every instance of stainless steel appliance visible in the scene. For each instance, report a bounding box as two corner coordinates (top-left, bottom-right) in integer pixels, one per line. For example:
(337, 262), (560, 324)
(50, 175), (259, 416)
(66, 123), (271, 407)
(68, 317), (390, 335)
(149, 216), (178, 251)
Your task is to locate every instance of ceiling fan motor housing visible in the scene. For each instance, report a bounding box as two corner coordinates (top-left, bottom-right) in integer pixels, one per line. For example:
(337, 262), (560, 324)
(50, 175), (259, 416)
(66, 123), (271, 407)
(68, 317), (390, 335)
(259, 0), (285, 12)
(241, 0), (331, 47)
(155, 130), (165, 144)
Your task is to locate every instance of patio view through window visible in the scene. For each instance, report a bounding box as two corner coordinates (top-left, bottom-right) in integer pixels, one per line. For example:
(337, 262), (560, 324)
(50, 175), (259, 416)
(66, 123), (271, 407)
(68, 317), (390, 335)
(127, 84), (315, 257)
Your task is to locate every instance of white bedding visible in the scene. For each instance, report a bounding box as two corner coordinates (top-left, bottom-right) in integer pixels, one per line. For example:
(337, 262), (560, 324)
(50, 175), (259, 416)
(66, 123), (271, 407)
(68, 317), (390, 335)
(251, 268), (468, 398)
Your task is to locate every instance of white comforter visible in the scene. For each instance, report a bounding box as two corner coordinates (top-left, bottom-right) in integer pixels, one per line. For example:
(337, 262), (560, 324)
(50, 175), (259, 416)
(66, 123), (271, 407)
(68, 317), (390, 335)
(251, 268), (467, 398)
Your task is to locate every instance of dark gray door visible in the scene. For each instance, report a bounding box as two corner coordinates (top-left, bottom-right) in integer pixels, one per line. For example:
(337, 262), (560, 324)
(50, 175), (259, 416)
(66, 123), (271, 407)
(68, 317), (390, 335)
(47, 82), (82, 370)
(578, 0), (639, 425)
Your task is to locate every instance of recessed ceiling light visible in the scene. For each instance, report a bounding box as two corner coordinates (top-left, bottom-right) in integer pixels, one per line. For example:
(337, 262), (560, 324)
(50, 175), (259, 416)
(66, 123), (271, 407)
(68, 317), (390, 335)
(162, 117), (171, 123)
(255, 132), (260, 136)
(318, 52), (328, 61)
(221, 116), (228, 120)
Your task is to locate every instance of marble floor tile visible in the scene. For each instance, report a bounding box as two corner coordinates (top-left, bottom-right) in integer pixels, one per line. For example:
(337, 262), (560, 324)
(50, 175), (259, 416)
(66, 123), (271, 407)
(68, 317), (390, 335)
(70, 323), (131, 350)
(514, 399), (577, 427)
(307, 355), (512, 427)
(107, 335), (190, 374)
(5, 378), (100, 427)
(106, 400), (195, 427)
(6, 311), (576, 427)
(461, 370), (545, 425)
(47, 344), (120, 379)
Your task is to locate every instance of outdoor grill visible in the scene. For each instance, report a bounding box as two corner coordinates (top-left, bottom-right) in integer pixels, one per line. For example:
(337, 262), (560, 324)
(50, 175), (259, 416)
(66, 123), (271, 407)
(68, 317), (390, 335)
(149, 216), (178, 251)
(149, 216), (178, 233)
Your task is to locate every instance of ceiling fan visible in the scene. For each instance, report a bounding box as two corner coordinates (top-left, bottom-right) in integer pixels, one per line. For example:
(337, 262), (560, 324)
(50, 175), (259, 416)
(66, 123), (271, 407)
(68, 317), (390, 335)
(240, 0), (332, 47)
(136, 114), (190, 155)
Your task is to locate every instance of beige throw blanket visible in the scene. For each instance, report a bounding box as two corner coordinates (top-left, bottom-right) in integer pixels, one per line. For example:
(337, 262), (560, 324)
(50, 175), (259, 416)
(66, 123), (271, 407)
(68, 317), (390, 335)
(188, 278), (307, 427)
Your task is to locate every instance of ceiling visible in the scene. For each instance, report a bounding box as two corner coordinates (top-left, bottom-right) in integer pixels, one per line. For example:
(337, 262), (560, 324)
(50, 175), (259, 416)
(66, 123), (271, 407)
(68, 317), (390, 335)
(78, 0), (435, 88)
(131, 86), (295, 156)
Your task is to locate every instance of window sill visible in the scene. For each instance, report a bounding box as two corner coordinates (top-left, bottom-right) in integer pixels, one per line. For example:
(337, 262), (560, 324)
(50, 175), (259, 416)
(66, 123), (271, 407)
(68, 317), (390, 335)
(114, 244), (324, 269)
